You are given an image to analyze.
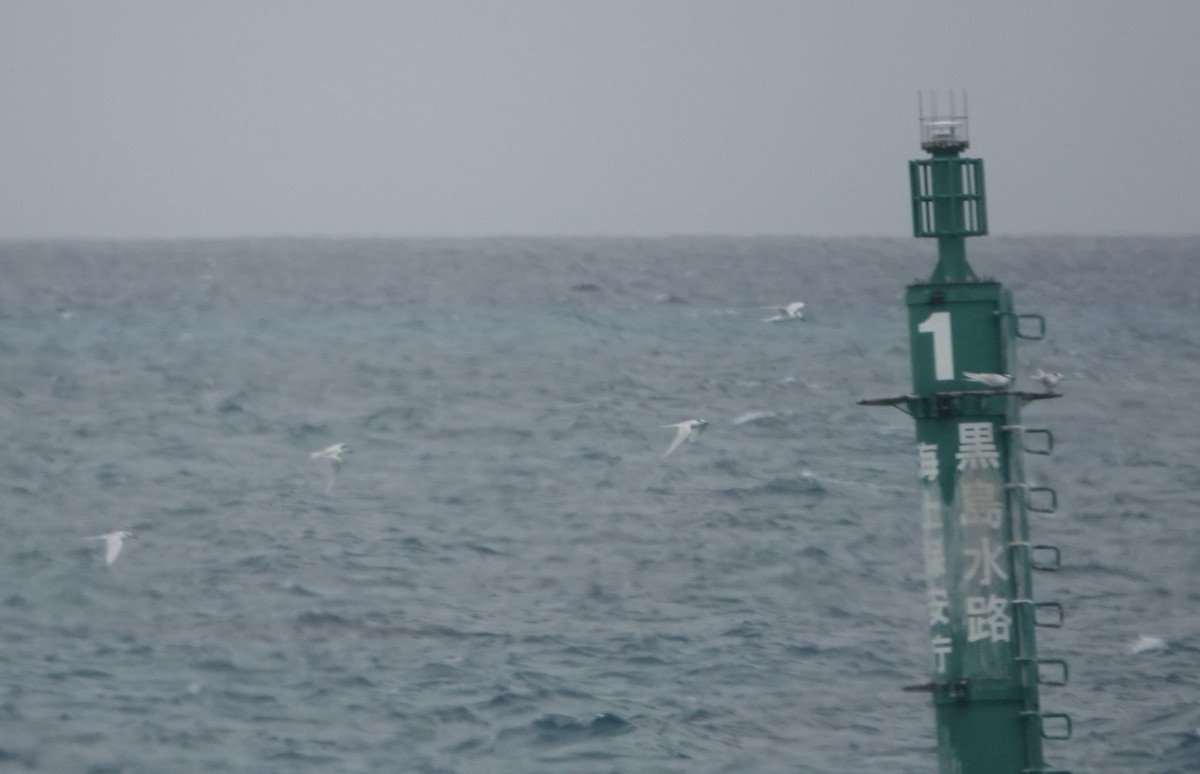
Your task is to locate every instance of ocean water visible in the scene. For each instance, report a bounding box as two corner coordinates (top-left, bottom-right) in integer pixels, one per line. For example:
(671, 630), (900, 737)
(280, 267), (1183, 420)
(0, 235), (1197, 773)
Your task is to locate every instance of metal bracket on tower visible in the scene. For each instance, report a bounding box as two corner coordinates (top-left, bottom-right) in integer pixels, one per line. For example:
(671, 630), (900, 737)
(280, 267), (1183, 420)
(1001, 425), (1054, 455)
(1035, 659), (1070, 687)
(1007, 483), (1058, 514)
(1026, 711), (1074, 741)
(857, 391), (1061, 416)
(1012, 598), (1066, 629)
(1008, 541), (1062, 572)
(996, 311), (1047, 340)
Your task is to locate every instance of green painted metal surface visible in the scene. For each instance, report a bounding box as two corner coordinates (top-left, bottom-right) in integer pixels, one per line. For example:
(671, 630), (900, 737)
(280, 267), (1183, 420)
(908, 282), (1043, 774)
(862, 110), (1070, 773)
(910, 150), (988, 282)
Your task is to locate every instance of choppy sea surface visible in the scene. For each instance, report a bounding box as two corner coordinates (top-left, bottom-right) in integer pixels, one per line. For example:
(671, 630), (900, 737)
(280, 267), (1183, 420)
(1, 236), (1198, 773)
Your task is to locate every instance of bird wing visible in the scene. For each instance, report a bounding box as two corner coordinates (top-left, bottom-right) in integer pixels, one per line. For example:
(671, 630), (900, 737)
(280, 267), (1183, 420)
(787, 302), (805, 315)
(104, 535), (124, 565)
(662, 424), (692, 457)
(312, 445), (339, 461)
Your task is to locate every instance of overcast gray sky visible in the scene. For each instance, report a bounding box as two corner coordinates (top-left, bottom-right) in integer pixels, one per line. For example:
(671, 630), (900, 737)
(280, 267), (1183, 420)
(1, 1), (1196, 239)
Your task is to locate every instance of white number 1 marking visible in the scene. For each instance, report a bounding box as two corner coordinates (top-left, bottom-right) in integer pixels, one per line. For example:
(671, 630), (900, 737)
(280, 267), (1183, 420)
(918, 311), (954, 381)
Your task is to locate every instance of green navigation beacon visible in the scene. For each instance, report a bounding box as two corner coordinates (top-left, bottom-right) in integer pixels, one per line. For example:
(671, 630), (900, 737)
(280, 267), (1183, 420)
(861, 94), (1073, 774)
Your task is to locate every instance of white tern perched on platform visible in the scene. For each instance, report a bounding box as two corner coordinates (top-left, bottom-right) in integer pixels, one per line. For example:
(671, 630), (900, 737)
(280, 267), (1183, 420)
(963, 372), (1013, 388)
(1031, 369), (1065, 391)
(662, 420), (708, 458)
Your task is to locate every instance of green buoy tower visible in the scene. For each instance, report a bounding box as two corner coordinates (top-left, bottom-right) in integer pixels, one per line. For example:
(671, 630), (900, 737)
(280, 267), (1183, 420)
(862, 94), (1073, 773)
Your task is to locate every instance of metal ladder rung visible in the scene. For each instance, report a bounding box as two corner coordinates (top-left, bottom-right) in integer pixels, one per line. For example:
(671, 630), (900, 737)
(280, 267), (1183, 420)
(1001, 424), (1055, 455)
(995, 311), (1047, 340)
(1009, 542), (1062, 571)
(1007, 483), (1058, 514)
(1017, 314), (1047, 340)
(1038, 659), (1069, 686)
(1013, 599), (1066, 628)
(1032, 543), (1061, 571)
(1021, 710), (1073, 741)
(1018, 657), (1069, 686)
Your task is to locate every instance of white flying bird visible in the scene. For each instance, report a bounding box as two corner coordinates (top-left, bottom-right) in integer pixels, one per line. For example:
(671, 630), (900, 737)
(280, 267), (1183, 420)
(662, 419), (707, 458)
(764, 301), (805, 322)
(963, 372), (1013, 388)
(732, 410), (776, 426)
(310, 442), (351, 493)
(1031, 369), (1065, 392)
(1130, 634), (1166, 654)
(88, 531), (135, 565)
